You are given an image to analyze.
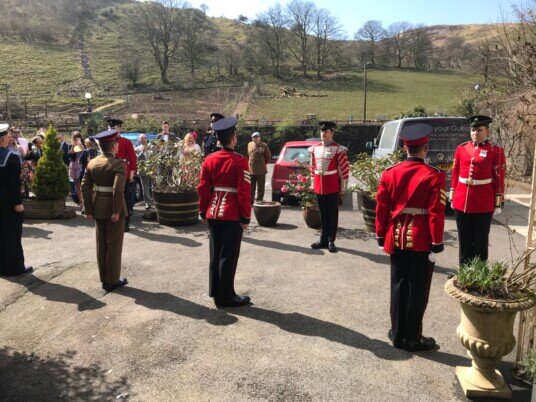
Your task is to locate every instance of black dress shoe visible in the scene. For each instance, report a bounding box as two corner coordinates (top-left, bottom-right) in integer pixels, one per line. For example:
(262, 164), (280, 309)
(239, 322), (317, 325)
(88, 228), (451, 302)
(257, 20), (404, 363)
(0, 266), (34, 277)
(124, 224), (130, 232)
(328, 242), (337, 253)
(388, 329), (404, 349)
(405, 336), (438, 352)
(103, 278), (128, 292)
(311, 241), (328, 249)
(219, 295), (251, 307)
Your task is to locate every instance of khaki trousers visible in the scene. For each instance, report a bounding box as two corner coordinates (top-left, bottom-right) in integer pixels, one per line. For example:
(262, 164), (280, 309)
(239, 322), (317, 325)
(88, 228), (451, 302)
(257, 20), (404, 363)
(95, 217), (125, 283)
(250, 174), (266, 203)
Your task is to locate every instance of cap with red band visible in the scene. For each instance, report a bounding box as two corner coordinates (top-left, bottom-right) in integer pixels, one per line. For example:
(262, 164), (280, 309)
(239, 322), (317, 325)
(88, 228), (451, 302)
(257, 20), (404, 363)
(400, 123), (433, 147)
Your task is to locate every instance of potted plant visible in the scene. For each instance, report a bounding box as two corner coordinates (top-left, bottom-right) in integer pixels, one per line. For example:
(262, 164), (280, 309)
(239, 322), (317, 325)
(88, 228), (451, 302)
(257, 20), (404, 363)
(282, 163), (320, 228)
(253, 201), (281, 227)
(141, 139), (203, 226)
(350, 149), (404, 232)
(444, 255), (536, 398)
(25, 125), (72, 219)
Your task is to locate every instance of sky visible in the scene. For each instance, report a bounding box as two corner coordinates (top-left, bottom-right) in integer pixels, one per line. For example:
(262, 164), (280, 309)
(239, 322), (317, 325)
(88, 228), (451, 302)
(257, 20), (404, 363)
(189, 0), (528, 37)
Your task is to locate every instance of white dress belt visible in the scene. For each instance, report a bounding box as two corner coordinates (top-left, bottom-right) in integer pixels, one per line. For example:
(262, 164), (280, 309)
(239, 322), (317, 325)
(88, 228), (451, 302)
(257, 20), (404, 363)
(214, 187), (237, 193)
(459, 177), (492, 185)
(401, 207), (428, 215)
(95, 186), (113, 193)
(315, 169), (337, 175)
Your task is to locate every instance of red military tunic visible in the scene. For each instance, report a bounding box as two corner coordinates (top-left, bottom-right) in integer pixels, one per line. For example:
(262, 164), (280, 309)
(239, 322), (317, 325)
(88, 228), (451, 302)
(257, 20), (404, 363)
(450, 141), (506, 213)
(376, 159), (446, 254)
(198, 148), (252, 223)
(308, 142), (350, 195)
(116, 136), (138, 178)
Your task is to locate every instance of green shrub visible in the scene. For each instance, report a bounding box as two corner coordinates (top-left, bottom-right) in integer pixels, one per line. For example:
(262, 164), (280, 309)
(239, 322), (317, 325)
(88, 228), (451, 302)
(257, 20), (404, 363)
(456, 257), (507, 299)
(30, 125), (70, 200)
(518, 349), (536, 383)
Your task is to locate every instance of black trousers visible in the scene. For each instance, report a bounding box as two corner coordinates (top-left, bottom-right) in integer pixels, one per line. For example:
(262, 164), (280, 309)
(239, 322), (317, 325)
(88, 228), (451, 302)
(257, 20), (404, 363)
(390, 250), (434, 343)
(0, 209), (25, 276)
(208, 220), (243, 303)
(454, 210), (493, 266)
(316, 192), (339, 243)
(125, 180), (133, 213)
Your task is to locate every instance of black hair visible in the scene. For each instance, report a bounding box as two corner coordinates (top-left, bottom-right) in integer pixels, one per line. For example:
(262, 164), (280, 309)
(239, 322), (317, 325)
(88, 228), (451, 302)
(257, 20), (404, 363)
(406, 143), (427, 155)
(99, 140), (116, 153)
(216, 127), (236, 146)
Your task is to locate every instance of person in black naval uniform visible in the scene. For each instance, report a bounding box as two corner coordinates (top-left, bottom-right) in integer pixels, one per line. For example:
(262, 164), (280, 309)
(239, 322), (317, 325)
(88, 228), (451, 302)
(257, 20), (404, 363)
(0, 123), (33, 277)
(198, 117), (252, 308)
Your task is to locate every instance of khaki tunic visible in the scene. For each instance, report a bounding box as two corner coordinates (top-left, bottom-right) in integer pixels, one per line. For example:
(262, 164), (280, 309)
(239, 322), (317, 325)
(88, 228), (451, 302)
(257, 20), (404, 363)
(81, 153), (127, 284)
(247, 141), (271, 175)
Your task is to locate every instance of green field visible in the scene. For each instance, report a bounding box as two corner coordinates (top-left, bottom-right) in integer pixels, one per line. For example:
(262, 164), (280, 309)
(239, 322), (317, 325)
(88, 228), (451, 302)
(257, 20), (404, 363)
(246, 69), (475, 121)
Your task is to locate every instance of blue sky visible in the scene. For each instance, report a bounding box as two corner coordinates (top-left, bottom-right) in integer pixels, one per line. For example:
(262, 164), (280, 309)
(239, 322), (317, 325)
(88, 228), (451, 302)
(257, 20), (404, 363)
(191, 0), (527, 37)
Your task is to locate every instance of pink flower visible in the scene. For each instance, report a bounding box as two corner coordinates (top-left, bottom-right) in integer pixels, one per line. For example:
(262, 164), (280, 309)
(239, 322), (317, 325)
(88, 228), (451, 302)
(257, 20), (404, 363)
(299, 176), (308, 183)
(296, 174), (304, 181)
(296, 185), (305, 191)
(309, 185), (314, 191)
(281, 185), (289, 193)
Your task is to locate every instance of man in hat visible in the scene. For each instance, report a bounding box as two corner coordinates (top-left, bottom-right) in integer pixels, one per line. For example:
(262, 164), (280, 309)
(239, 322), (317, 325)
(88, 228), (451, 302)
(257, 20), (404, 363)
(376, 122), (446, 352)
(247, 131), (271, 203)
(156, 121), (179, 142)
(309, 121), (349, 253)
(450, 115), (506, 266)
(107, 118), (137, 232)
(198, 116), (252, 307)
(202, 113), (224, 157)
(0, 123), (33, 277)
(81, 128), (128, 292)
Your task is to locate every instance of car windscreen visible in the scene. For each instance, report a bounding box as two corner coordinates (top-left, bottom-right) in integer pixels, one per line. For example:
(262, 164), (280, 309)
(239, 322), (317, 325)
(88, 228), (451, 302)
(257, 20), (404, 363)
(283, 146), (311, 163)
(378, 123), (398, 150)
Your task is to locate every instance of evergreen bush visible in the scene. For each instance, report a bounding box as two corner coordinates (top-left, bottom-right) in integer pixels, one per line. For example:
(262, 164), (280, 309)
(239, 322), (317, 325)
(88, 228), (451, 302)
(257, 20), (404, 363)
(30, 125), (70, 200)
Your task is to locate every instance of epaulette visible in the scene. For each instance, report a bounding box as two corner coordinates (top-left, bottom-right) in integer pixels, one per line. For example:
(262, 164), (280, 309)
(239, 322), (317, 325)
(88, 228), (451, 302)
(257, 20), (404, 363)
(338, 145), (348, 153)
(425, 163), (441, 173)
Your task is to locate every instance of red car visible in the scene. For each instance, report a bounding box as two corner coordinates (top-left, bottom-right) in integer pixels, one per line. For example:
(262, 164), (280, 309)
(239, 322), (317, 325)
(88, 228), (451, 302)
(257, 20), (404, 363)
(271, 139), (321, 202)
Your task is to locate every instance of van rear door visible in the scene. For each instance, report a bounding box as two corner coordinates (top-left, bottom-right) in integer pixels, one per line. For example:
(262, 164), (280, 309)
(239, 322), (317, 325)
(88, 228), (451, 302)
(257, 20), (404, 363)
(373, 121), (400, 158)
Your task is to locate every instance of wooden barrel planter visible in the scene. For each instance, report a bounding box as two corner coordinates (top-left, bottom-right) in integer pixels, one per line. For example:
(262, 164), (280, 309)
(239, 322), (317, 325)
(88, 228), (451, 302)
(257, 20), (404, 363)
(356, 191), (376, 232)
(24, 198), (68, 219)
(253, 201), (281, 227)
(153, 191), (199, 226)
(303, 207), (321, 229)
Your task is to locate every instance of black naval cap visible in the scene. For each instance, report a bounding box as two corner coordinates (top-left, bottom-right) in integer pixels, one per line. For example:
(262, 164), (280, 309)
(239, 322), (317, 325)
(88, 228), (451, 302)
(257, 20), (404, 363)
(468, 115), (493, 128)
(107, 118), (124, 128)
(319, 121), (337, 131)
(94, 128), (120, 143)
(210, 112), (225, 123)
(0, 123), (9, 137)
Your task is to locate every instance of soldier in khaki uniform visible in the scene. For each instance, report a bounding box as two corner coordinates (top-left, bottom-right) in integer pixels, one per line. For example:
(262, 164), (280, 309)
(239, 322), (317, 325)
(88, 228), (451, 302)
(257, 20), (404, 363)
(81, 129), (128, 292)
(247, 132), (271, 203)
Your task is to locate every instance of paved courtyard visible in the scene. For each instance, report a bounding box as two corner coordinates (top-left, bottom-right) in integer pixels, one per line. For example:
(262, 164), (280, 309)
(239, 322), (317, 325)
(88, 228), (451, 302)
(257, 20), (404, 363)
(0, 184), (532, 401)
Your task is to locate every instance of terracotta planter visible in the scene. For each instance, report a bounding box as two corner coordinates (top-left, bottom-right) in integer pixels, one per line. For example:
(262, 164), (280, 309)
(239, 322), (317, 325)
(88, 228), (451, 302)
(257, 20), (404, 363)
(24, 198), (69, 219)
(445, 278), (536, 399)
(153, 191), (199, 226)
(253, 201), (281, 226)
(303, 207), (321, 229)
(355, 191), (376, 232)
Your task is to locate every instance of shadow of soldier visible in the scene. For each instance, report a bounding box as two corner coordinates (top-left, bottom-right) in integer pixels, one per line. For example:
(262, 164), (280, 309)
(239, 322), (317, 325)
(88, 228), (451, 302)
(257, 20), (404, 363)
(116, 287), (237, 326)
(3, 274), (106, 311)
(0, 347), (131, 400)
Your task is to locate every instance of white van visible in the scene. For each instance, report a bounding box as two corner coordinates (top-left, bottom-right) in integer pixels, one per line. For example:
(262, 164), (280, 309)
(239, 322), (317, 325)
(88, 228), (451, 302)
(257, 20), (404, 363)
(369, 117), (470, 187)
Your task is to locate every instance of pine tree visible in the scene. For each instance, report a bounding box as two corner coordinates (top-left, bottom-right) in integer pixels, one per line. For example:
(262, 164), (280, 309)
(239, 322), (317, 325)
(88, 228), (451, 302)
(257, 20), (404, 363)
(31, 125), (70, 199)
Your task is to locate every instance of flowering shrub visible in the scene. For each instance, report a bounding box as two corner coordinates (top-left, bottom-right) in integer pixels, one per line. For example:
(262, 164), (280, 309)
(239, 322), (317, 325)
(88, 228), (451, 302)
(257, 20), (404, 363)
(21, 161), (35, 198)
(282, 161), (317, 209)
(140, 139), (203, 193)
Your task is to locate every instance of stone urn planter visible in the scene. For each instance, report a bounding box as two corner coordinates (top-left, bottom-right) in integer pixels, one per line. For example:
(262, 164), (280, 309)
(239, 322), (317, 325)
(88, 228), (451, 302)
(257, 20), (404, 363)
(445, 278), (536, 399)
(303, 207), (321, 229)
(355, 190), (376, 232)
(153, 190), (199, 226)
(253, 201), (281, 227)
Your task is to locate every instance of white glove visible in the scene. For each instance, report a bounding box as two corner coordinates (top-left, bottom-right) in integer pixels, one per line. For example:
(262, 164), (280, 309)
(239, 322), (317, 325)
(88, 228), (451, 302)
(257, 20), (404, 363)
(378, 246), (384, 251)
(428, 252), (436, 263)
(494, 207), (501, 215)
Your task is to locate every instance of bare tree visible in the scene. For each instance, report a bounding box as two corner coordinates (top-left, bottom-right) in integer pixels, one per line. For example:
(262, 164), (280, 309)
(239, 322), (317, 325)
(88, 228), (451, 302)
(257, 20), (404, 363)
(255, 4), (291, 78)
(179, 8), (216, 80)
(388, 21), (411, 68)
(286, 0), (316, 77)
(130, 0), (185, 84)
(354, 20), (386, 65)
(407, 25), (432, 69)
(312, 9), (344, 78)
(199, 3), (208, 15)
(120, 57), (142, 85)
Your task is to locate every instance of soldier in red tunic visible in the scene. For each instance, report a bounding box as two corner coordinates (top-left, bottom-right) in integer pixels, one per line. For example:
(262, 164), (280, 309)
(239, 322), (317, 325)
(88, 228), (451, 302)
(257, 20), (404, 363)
(107, 118), (137, 232)
(450, 115), (506, 266)
(198, 117), (252, 307)
(376, 123), (446, 351)
(309, 121), (350, 253)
